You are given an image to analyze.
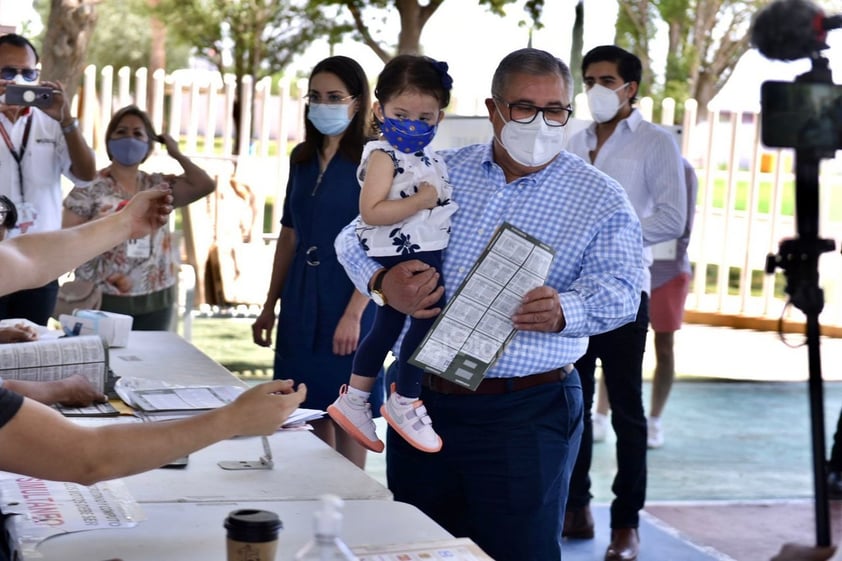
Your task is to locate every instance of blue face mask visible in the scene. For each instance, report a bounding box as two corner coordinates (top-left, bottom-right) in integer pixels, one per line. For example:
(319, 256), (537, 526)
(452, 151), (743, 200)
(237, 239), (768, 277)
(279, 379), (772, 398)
(307, 102), (352, 136)
(381, 117), (437, 153)
(108, 137), (149, 166)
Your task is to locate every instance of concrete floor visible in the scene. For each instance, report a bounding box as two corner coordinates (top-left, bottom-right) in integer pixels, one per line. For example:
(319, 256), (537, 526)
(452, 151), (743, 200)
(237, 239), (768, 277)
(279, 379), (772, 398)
(362, 324), (842, 560)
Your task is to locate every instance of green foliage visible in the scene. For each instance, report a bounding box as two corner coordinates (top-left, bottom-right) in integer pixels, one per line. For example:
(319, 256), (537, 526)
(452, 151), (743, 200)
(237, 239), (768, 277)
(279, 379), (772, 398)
(612, 0), (763, 120)
(153, 0), (343, 79)
(85, 0), (191, 73)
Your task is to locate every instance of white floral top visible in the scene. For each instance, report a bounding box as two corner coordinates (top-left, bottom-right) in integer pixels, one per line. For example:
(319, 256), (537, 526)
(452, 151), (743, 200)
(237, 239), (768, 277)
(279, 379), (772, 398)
(63, 169), (177, 296)
(355, 140), (457, 257)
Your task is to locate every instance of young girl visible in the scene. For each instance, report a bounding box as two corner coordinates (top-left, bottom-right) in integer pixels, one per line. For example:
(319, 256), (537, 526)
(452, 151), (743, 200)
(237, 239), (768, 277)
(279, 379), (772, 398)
(328, 55), (456, 454)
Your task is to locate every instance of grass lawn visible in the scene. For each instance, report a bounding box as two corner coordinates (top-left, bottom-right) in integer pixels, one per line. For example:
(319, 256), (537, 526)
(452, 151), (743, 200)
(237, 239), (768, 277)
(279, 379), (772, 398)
(187, 316), (274, 377)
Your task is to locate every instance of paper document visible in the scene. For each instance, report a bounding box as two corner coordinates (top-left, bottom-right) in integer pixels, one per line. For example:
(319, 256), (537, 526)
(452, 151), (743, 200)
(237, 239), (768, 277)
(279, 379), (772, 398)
(353, 537), (494, 560)
(0, 334), (108, 391)
(0, 476), (144, 558)
(409, 222), (555, 390)
(128, 385), (245, 412)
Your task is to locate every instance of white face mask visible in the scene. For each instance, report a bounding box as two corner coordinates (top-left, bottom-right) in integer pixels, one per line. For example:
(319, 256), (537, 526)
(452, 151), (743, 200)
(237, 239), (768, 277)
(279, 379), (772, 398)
(495, 104), (568, 168)
(586, 83), (628, 123)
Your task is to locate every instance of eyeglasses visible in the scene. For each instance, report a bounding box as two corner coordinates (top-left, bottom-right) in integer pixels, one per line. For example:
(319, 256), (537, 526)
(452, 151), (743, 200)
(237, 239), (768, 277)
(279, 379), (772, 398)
(303, 93), (355, 105)
(495, 98), (573, 127)
(0, 67), (39, 82)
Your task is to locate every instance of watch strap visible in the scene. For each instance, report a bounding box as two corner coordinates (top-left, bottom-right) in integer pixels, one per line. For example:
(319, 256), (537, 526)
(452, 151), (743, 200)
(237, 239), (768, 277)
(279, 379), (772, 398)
(61, 118), (79, 135)
(370, 269), (387, 295)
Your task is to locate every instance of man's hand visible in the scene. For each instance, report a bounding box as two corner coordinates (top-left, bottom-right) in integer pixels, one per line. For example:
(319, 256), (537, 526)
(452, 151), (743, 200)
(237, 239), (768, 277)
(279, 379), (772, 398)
(0, 323), (37, 343)
(5, 374), (107, 406)
(37, 79), (70, 123)
(122, 188), (173, 238)
(512, 286), (565, 333)
(225, 379), (307, 436)
(380, 261), (443, 318)
(53, 374), (108, 406)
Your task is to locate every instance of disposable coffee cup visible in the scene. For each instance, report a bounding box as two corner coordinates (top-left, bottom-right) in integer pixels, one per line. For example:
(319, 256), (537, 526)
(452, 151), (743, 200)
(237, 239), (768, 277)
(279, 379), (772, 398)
(224, 508), (282, 561)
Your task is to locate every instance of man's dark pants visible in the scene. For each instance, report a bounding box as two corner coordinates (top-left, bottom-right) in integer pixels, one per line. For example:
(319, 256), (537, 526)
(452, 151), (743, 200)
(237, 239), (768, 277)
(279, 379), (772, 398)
(567, 292), (649, 529)
(386, 363), (583, 561)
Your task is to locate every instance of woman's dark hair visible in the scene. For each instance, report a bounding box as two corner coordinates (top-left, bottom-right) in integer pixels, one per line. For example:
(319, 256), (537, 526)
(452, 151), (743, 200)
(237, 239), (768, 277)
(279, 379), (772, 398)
(0, 195), (17, 230)
(294, 55), (371, 165)
(105, 105), (158, 163)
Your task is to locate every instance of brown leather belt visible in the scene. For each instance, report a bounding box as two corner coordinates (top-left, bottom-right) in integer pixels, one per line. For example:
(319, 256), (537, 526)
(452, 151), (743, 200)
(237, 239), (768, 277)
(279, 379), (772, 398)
(422, 364), (574, 396)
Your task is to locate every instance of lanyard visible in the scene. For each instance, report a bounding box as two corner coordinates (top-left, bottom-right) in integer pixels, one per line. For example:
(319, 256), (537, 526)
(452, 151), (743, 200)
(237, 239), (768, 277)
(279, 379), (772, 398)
(0, 114), (33, 202)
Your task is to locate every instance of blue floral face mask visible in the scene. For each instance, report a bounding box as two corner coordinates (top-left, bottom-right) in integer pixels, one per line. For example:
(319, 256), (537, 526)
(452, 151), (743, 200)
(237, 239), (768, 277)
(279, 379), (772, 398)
(108, 137), (149, 166)
(381, 117), (437, 153)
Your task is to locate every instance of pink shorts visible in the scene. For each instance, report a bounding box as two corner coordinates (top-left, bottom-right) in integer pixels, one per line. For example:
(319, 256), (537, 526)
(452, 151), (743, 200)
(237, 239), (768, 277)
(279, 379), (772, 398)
(649, 272), (690, 332)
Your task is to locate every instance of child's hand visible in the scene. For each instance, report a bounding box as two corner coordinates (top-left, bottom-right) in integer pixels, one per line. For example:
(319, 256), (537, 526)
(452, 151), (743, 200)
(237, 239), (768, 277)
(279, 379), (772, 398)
(415, 181), (439, 210)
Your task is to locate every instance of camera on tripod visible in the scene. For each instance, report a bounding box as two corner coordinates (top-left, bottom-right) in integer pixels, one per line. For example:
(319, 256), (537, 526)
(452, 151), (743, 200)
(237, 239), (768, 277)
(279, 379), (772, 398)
(752, 0), (842, 547)
(761, 81), (842, 151)
(753, 0), (842, 152)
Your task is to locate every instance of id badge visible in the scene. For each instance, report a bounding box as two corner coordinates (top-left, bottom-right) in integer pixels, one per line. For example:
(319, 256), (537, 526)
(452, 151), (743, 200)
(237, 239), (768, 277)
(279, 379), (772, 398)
(16, 202), (37, 234)
(126, 235), (152, 258)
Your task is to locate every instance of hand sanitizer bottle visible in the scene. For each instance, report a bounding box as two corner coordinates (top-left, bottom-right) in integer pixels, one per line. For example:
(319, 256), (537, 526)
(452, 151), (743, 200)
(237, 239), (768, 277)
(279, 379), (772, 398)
(293, 494), (358, 561)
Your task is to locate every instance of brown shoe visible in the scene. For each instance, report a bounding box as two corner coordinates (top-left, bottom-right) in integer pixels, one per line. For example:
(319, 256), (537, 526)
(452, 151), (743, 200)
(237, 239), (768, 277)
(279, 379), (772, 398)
(562, 506), (594, 539)
(605, 528), (639, 561)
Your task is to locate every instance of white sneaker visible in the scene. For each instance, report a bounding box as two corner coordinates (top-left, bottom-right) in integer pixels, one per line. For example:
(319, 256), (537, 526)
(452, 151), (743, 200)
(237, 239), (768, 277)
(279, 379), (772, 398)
(327, 385), (384, 453)
(592, 412), (609, 443)
(647, 417), (664, 449)
(380, 392), (442, 453)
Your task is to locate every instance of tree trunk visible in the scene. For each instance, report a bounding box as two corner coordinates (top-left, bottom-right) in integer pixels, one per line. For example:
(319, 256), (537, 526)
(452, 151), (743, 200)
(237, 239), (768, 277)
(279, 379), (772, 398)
(146, 0), (167, 108)
(570, 0), (584, 86)
(40, 0), (98, 103)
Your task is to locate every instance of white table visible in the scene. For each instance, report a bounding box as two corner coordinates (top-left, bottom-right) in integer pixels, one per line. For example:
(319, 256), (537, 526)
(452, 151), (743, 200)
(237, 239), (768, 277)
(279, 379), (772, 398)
(4, 331), (419, 560)
(123, 430), (391, 502)
(108, 331), (390, 502)
(9, 500), (453, 561)
(109, 330), (242, 387)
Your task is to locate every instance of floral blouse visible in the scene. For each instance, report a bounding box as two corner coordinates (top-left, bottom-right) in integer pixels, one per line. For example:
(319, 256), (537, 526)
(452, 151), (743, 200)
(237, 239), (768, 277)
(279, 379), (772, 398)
(355, 139), (457, 257)
(63, 169), (177, 296)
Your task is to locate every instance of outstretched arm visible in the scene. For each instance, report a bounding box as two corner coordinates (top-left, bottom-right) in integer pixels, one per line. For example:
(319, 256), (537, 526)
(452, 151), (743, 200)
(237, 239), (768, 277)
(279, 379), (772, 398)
(0, 188), (173, 296)
(0, 379), (306, 485)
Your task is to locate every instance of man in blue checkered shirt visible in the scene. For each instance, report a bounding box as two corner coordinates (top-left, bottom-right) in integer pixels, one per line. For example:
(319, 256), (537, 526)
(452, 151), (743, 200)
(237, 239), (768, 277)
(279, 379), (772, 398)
(336, 47), (644, 561)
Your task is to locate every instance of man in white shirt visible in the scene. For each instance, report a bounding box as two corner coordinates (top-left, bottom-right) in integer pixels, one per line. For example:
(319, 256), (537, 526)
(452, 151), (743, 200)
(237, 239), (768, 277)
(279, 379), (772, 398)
(563, 45), (687, 561)
(0, 34), (96, 325)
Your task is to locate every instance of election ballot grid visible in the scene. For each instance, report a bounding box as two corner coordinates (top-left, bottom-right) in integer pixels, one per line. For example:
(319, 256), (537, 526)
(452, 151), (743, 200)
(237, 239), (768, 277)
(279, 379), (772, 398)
(2, 331), (477, 561)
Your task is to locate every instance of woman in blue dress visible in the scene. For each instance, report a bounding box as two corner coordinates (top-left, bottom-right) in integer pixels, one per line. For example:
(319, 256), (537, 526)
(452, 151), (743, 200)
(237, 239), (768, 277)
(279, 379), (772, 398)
(252, 56), (384, 469)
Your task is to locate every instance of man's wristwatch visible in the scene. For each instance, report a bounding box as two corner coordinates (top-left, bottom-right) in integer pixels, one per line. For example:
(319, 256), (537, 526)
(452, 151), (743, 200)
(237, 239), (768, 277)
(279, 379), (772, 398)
(61, 118), (79, 135)
(370, 269), (387, 307)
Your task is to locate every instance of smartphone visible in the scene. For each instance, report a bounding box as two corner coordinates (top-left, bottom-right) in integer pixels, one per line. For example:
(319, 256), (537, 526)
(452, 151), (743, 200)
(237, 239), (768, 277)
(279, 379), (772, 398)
(5, 84), (54, 108)
(760, 80), (842, 151)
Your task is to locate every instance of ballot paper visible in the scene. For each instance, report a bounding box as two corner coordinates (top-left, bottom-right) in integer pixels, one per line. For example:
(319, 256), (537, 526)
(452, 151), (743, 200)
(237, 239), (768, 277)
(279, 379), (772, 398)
(409, 222), (555, 390)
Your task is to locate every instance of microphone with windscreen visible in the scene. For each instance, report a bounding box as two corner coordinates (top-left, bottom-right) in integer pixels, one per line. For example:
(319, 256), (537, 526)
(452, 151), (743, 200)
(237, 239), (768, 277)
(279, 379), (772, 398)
(751, 0), (842, 61)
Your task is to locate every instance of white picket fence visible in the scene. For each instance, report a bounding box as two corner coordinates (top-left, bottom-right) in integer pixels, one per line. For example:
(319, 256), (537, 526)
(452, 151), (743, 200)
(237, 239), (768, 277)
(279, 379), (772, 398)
(71, 65), (842, 330)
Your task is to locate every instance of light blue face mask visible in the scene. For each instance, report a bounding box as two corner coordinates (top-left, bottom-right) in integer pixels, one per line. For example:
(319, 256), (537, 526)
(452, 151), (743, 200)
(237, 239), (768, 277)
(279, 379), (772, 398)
(381, 117), (437, 153)
(307, 102), (353, 136)
(108, 137), (149, 166)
